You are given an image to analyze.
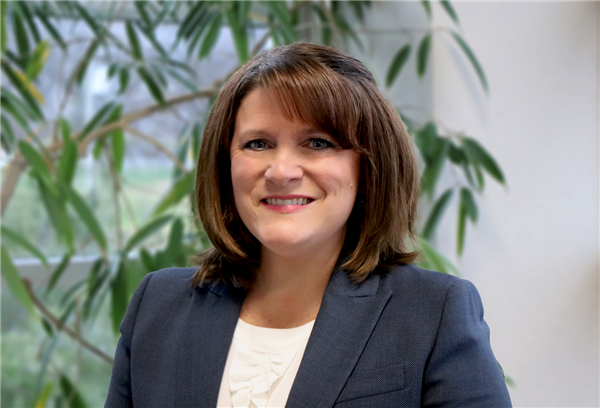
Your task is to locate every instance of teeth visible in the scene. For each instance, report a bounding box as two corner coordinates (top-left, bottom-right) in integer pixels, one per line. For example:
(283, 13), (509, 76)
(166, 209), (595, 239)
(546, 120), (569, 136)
(265, 198), (311, 205)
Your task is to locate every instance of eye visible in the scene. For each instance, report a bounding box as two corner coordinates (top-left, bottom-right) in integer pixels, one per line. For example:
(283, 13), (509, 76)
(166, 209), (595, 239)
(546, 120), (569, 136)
(307, 138), (335, 150)
(243, 139), (269, 150)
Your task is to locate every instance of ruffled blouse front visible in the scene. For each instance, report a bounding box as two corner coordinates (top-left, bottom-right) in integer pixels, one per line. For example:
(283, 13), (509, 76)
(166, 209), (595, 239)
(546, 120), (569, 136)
(217, 318), (315, 408)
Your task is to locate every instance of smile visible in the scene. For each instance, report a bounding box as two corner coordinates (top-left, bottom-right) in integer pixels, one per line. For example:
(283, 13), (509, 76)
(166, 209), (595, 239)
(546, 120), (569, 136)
(263, 198), (313, 206)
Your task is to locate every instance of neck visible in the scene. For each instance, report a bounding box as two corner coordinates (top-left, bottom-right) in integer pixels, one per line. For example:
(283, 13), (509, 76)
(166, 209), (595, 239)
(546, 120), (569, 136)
(240, 238), (344, 328)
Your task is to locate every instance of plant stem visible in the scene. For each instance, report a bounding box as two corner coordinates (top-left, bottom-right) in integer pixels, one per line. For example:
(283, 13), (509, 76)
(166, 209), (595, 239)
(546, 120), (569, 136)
(24, 279), (114, 365)
(124, 126), (188, 174)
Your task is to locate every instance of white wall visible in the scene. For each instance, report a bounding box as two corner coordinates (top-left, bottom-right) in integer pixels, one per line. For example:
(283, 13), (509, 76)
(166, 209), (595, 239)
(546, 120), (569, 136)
(361, 2), (599, 407)
(434, 3), (598, 407)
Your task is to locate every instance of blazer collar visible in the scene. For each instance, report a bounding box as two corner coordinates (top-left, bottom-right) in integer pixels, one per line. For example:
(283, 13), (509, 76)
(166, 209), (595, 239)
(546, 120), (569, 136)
(175, 281), (245, 407)
(174, 265), (390, 408)
(287, 267), (392, 407)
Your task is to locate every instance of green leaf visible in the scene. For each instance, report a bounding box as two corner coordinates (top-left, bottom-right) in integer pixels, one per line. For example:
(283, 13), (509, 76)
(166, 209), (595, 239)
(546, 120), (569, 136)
(457, 198), (467, 257)
(420, 137), (449, 198)
(172, 125), (190, 180)
(417, 33), (432, 78)
(59, 374), (88, 408)
(60, 183), (108, 255)
(447, 142), (466, 164)
(461, 138), (485, 191)
(192, 121), (203, 163)
(12, 3), (30, 56)
(152, 172), (195, 216)
(332, 7), (363, 51)
(1, 1), (7, 54)
(118, 67), (129, 94)
(18, 140), (53, 180)
(149, 62), (168, 88)
(47, 252), (72, 294)
(224, 2), (249, 64)
(264, 1), (297, 44)
(1, 113), (15, 149)
(123, 214), (173, 255)
(72, 2), (102, 40)
(178, 1), (209, 40)
(125, 21), (143, 60)
(2, 87), (40, 126)
(104, 104), (125, 173)
(19, 2), (41, 43)
(164, 68), (198, 92)
(137, 67), (164, 105)
(422, 188), (453, 240)
(58, 138), (78, 186)
(421, 0), (432, 19)
(139, 26), (169, 58)
(198, 12), (222, 59)
(36, 12), (66, 50)
(462, 137), (505, 184)
(107, 62), (120, 79)
(440, 1), (460, 26)
(161, 218), (184, 267)
(140, 248), (156, 272)
(111, 262), (128, 335)
(111, 129), (125, 174)
(25, 40), (50, 80)
(451, 31), (488, 93)
(386, 44), (411, 88)
(59, 117), (71, 143)
(37, 178), (74, 252)
(418, 238), (461, 276)
(311, 3), (331, 46)
(3, 63), (44, 119)
(414, 122), (437, 163)
(460, 187), (478, 222)
(0, 246), (37, 318)
(78, 101), (115, 141)
(1, 225), (50, 269)
(134, 1), (152, 29)
(75, 40), (99, 86)
(35, 382), (54, 408)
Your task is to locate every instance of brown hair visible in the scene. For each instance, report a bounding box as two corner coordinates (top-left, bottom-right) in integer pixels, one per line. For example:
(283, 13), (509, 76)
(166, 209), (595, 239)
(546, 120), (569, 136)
(192, 43), (419, 289)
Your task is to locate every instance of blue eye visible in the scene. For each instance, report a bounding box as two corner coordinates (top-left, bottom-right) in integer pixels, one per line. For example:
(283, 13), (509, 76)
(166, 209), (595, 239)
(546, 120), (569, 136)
(244, 140), (269, 150)
(308, 138), (334, 150)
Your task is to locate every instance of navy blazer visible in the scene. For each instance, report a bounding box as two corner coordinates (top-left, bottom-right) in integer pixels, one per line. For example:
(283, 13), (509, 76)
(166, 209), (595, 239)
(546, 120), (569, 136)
(105, 264), (512, 407)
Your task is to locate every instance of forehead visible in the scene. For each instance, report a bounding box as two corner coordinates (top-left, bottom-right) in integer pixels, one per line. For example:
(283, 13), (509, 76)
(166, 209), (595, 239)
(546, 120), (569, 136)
(234, 88), (323, 134)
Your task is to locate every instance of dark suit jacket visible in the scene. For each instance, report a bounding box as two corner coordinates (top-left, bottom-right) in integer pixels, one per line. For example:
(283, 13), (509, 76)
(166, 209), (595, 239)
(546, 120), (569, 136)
(105, 264), (512, 407)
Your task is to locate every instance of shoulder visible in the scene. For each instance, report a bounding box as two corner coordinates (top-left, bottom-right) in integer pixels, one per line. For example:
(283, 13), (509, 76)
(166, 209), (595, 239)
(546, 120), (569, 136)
(143, 266), (198, 288)
(376, 264), (484, 323)
(380, 263), (474, 297)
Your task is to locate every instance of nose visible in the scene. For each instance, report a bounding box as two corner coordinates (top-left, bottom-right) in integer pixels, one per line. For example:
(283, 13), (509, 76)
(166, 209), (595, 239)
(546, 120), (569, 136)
(264, 149), (303, 187)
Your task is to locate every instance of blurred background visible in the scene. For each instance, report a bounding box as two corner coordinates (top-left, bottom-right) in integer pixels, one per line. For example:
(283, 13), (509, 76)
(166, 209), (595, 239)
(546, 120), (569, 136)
(1, 1), (598, 407)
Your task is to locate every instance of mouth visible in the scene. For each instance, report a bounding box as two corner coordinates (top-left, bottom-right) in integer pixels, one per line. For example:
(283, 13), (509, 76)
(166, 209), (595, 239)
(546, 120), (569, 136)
(262, 197), (314, 206)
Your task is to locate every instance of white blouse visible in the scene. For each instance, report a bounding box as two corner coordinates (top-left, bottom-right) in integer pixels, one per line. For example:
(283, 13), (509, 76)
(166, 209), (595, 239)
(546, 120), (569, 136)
(216, 318), (315, 408)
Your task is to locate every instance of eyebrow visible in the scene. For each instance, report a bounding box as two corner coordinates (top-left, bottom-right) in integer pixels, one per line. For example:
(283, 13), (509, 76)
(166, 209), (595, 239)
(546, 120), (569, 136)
(238, 127), (329, 138)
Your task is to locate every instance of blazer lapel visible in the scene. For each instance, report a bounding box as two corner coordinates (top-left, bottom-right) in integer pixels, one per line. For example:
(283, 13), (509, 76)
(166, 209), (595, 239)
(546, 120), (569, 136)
(175, 282), (245, 407)
(286, 268), (392, 407)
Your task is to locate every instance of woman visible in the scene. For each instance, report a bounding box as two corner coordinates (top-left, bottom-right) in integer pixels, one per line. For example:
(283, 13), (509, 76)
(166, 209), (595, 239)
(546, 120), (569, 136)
(106, 43), (511, 407)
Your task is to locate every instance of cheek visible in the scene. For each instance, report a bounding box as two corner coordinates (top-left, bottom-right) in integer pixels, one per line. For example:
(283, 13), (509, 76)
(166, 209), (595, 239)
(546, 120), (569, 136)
(230, 154), (255, 195)
(319, 155), (360, 199)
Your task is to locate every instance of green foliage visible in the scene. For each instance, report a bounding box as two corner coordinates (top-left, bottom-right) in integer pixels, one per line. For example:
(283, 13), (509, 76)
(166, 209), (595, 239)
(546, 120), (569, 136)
(0, 1), (509, 401)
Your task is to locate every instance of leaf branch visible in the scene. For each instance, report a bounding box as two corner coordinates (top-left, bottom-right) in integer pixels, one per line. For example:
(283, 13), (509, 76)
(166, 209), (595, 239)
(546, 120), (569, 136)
(24, 279), (114, 365)
(124, 126), (188, 174)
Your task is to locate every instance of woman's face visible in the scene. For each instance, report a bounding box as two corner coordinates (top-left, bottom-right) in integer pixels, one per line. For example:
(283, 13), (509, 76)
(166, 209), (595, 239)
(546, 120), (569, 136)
(230, 88), (360, 258)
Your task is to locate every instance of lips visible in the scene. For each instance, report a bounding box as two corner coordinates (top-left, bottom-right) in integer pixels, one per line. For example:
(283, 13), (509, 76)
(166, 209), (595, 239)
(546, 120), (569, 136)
(261, 196), (315, 206)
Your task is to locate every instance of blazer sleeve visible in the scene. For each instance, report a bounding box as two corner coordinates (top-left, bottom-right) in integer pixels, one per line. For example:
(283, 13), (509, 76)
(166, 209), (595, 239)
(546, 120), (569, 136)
(421, 279), (512, 408)
(105, 272), (154, 408)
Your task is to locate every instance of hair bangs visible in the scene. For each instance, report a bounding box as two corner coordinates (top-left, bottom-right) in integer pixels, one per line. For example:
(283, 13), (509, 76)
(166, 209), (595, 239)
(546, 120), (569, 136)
(256, 63), (362, 151)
